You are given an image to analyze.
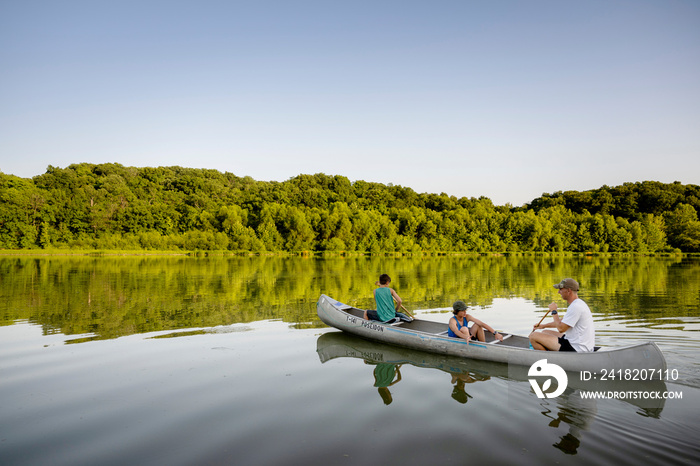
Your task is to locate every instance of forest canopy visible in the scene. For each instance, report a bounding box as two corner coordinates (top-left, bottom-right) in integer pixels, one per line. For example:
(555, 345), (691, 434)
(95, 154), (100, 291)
(1, 163), (699, 253)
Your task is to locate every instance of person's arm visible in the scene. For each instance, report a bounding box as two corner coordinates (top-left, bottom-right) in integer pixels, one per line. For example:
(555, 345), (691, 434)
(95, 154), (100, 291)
(551, 311), (571, 333)
(389, 367), (402, 386)
(469, 316), (493, 333)
(470, 316), (503, 341)
(533, 318), (570, 332)
(390, 289), (402, 311)
(535, 303), (570, 333)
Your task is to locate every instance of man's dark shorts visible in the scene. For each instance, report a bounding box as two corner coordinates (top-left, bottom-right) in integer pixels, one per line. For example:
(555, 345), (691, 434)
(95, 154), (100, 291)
(558, 336), (577, 352)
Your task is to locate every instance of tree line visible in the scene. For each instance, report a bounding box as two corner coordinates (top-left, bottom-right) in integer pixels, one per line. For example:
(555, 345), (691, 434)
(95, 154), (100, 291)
(1, 163), (699, 253)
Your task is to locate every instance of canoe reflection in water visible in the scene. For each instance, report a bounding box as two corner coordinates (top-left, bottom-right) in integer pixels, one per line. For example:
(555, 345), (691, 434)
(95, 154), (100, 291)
(317, 331), (667, 455)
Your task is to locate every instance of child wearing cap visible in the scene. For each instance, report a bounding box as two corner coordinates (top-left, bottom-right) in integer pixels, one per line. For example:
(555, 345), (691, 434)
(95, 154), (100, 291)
(448, 300), (503, 343)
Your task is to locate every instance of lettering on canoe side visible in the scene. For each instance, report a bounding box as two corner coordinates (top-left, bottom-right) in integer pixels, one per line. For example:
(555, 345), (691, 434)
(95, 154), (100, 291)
(344, 349), (384, 361)
(361, 321), (385, 332)
(346, 314), (385, 333)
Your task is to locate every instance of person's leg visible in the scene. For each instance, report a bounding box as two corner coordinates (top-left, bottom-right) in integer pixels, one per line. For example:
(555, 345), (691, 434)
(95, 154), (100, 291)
(471, 323), (486, 342)
(455, 326), (472, 341)
(529, 330), (562, 351)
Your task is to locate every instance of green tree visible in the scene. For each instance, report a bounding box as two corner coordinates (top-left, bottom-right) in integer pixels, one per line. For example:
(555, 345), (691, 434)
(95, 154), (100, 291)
(664, 204), (700, 252)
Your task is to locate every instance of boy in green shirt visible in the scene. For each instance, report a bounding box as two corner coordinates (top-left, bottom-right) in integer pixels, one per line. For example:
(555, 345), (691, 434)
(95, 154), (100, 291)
(364, 274), (413, 322)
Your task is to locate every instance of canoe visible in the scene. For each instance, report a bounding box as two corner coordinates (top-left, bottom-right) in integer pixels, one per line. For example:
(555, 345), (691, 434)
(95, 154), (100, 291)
(316, 294), (667, 373)
(316, 331), (667, 414)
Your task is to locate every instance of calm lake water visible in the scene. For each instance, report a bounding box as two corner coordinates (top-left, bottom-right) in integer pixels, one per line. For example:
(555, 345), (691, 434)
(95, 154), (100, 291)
(1, 255), (700, 465)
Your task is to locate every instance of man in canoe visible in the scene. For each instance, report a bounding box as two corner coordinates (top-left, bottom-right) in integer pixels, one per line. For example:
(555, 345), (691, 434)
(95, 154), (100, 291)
(363, 274), (413, 323)
(448, 300), (503, 342)
(529, 278), (595, 352)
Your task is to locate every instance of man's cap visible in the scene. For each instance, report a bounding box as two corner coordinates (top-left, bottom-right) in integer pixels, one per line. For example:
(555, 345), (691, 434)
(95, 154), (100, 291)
(553, 278), (579, 291)
(452, 300), (467, 311)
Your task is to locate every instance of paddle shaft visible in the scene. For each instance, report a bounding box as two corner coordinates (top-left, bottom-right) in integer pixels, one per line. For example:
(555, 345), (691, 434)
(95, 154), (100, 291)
(536, 308), (567, 327)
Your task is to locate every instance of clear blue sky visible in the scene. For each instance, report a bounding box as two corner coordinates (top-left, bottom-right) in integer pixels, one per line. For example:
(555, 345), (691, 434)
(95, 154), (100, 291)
(1, 0), (698, 206)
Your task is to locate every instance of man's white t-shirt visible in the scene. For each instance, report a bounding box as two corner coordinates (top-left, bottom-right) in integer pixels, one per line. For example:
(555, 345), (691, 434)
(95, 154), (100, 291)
(561, 298), (595, 352)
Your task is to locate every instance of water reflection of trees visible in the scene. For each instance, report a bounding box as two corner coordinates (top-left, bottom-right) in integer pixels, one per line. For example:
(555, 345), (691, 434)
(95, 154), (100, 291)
(1, 255), (697, 340)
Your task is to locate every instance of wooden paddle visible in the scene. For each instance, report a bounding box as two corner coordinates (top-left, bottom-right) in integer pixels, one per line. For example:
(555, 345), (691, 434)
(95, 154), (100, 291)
(535, 310), (551, 328)
(535, 308), (567, 328)
(400, 304), (414, 319)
